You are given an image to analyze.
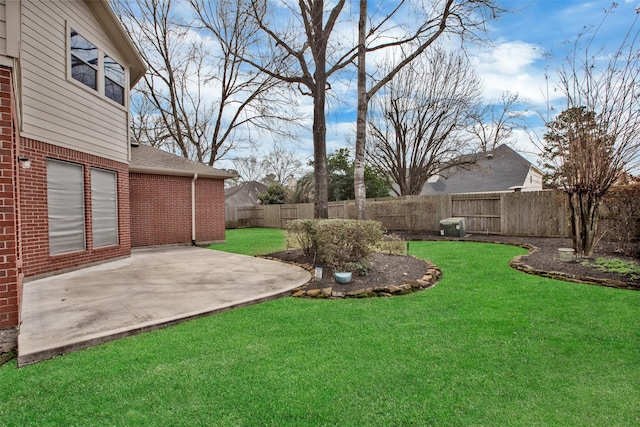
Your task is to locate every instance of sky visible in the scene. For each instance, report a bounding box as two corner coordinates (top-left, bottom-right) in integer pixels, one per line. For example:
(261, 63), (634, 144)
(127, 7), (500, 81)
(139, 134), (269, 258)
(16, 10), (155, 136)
(177, 0), (640, 172)
(468, 0), (640, 161)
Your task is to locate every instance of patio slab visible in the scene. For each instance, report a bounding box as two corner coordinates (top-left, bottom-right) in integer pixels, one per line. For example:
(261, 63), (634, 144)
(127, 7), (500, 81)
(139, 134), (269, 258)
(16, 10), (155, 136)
(17, 246), (311, 366)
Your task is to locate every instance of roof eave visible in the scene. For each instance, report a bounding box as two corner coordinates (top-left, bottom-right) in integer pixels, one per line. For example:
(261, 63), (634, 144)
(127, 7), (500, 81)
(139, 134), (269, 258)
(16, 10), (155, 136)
(88, 0), (147, 87)
(129, 164), (237, 180)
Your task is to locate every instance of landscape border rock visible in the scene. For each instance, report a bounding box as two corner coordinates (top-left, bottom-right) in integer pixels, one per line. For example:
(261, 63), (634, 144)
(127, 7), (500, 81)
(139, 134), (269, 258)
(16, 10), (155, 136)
(259, 255), (442, 299)
(509, 245), (638, 290)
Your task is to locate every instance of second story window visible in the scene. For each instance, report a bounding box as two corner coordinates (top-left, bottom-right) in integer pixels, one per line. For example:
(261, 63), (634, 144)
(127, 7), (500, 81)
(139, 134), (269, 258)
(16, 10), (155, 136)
(104, 55), (125, 105)
(70, 30), (98, 90)
(69, 28), (126, 106)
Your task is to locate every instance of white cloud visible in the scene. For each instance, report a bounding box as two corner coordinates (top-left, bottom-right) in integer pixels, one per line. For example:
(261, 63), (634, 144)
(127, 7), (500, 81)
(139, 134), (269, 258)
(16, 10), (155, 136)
(469, 41), (558, 105)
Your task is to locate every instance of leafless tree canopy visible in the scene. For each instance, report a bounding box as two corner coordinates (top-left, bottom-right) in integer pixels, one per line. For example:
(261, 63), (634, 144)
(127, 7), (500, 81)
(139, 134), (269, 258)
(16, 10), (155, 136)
(542, 5), (640, 257)
(229, 0), (353, 218)
(262, 146), (304, 185)
(118, 0), (501, 217)
(352, 0), (503, 218)
(231, 155), (266, 183)
(367, 47), (482, 196)
(469, 92), (528, 152)
(114, 0), (301, 166)
(232, 146), (304, 184)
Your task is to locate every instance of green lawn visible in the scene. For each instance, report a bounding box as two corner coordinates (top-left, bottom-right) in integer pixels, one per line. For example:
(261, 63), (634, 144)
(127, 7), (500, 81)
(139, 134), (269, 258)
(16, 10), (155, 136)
(1, 230), (639, 425)
(209, 227), (287, 255)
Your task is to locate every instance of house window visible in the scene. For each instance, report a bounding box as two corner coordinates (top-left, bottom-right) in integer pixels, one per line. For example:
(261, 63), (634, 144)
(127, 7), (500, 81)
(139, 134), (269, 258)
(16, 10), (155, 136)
(47, 159), (86, 255)
(91, 168), (119, 248)
(70, 30), (98, 90)
(104, 55), (125, 105)
(69, 28), (126, 106)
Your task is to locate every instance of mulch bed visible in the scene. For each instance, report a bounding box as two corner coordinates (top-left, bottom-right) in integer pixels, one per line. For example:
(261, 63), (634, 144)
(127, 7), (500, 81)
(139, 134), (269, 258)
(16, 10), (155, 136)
(262, 251), (439, 298)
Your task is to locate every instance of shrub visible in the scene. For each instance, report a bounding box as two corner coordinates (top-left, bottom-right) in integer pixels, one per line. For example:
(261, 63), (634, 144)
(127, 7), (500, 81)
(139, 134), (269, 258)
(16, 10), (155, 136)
(315, 219), (384, 274)
(376, 233), (408, 255)
(286, 219), (319, 256)
(258, 183), (290, 205)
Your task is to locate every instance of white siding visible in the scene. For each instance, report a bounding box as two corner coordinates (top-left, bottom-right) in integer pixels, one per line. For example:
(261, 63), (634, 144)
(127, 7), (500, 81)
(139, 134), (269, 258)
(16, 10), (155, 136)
(523, 168), (544, 191)
(20, 0), (130, 162)
(0, 0), (6, 56)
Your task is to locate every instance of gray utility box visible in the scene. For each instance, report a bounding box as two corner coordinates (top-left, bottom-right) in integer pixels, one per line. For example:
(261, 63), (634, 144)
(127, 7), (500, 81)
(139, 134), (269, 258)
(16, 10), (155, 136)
(439, 217), (466, 237)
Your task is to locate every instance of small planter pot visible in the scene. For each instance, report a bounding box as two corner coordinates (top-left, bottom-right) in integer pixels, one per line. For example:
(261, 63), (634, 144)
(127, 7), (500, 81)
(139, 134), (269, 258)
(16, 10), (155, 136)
(333, 272), (352, 284)
(558, 248), (575, 262)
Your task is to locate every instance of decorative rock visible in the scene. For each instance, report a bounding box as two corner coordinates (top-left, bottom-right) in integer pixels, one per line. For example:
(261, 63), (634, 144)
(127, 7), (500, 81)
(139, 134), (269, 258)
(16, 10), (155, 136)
(422, 274), (433, 281)
(292, 290), (306, 298)
(332, 290), (346, 297)
(388, 285), (402, 293)
(306, 289), (321, 297)
(321, 287), (332, 297)
(347, 289), (365, 296)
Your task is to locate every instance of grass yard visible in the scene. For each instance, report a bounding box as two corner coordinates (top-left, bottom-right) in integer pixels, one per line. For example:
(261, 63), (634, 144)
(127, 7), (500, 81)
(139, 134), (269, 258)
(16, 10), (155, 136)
(1, 229), (639, 425)
(208, 227), (287, 255)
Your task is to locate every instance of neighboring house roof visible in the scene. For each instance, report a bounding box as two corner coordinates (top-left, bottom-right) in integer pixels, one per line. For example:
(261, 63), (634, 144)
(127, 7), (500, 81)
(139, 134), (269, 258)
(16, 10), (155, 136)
(129, 144), (237, 179)
(421, 144), (542, 195)
(225, 181), (268, 208)
(89, 0), (147, 86)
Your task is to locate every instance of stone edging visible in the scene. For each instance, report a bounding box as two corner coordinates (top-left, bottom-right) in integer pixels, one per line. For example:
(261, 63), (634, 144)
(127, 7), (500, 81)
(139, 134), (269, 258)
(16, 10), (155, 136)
(259, 255), (442, 299)
(508, 245), (637, 290)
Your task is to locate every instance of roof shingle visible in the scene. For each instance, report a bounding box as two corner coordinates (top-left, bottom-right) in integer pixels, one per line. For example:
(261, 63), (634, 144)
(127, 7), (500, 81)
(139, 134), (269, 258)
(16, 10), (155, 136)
(129, 144), (236, 179)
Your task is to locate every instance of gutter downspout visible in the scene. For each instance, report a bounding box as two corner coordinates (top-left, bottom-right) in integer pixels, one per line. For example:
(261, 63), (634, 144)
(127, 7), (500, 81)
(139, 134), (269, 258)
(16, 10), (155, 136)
(191, 173), (198, 246)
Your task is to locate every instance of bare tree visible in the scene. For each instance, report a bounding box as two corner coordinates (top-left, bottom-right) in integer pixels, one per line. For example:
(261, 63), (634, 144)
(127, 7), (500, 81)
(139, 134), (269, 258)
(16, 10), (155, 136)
(353, 0), (503, 219)
(469, 92), (528, 152)
(541, 5), (640, 258)
(262, 146), (303, 185)
(231, 155), (266, 182)
(232, 146), (303, 184)
(368, 47), (482, 196)
(130, 93), (169, 147)
(115, 0), (300, 166)
(223, 0), (352, 218)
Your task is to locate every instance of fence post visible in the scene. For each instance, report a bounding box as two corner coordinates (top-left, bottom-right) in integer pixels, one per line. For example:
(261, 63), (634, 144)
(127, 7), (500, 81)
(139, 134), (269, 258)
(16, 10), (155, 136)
(500, 193), (507, 235)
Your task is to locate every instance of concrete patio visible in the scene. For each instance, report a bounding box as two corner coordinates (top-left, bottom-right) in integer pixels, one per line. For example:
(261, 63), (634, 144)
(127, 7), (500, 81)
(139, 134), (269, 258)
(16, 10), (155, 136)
(18, 246), (311, 367)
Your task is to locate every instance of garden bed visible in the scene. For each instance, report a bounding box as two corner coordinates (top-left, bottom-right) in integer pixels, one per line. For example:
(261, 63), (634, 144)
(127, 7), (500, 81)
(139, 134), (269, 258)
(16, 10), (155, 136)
(399, 232), (640, 290)
(262, 251), (441, 298)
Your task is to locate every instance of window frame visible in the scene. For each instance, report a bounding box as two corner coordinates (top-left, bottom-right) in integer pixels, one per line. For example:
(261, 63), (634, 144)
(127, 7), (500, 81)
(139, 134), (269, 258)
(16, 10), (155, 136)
(47, 159), (87, 256)
(91, 167), (119, 248)
(67, 23), (129, 108)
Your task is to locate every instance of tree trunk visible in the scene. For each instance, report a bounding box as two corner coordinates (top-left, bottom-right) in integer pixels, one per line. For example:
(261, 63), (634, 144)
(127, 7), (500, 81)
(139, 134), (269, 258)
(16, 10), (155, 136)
(313, 86), (329, 219)
(311, 0), (329, 219)
(568, 191), (601, 258)
(353, 0), (368, 220)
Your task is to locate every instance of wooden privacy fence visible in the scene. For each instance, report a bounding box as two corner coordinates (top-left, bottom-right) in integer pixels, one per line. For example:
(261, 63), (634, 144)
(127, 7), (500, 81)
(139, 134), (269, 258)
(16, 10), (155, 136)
(226, 190), (570, 237)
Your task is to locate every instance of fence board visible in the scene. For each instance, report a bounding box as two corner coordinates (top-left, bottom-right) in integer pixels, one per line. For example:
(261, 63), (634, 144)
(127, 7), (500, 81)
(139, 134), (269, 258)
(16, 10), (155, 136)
(225, 190), (571, 238)
(452, 195), (501, 233)
(502, 191), (568, 237)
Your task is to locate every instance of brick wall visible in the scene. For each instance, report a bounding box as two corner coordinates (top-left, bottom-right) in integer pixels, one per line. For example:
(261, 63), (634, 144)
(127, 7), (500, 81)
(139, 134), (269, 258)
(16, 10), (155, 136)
(130, 173), (226, 247)
(18, 138), (131, 278)
(0, 66), (18, 327)
(195, 178), (226, 243)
